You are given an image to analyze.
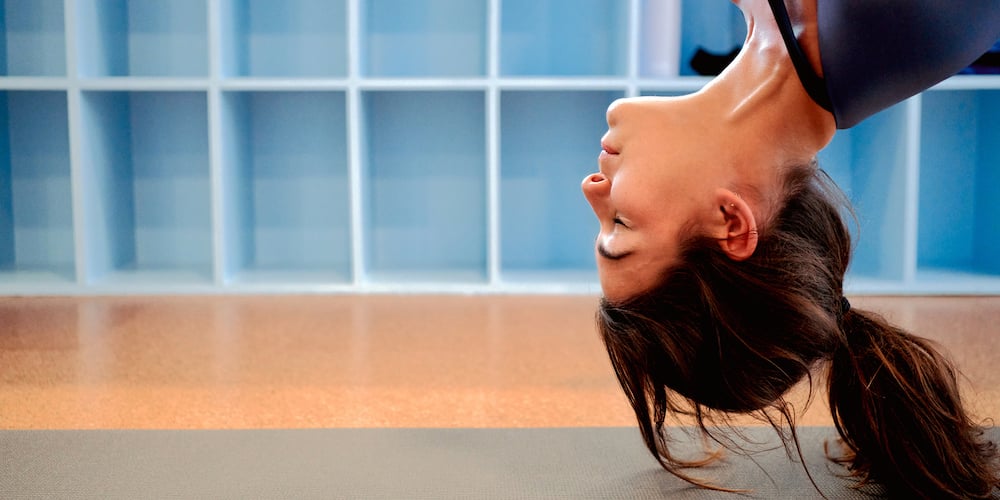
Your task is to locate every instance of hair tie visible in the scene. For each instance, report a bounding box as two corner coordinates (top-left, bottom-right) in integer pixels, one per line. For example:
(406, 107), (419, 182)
(840, 296), (852, 316)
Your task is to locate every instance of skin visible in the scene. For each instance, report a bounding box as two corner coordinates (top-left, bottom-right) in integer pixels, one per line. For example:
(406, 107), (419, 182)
(582, 0), (836, 302)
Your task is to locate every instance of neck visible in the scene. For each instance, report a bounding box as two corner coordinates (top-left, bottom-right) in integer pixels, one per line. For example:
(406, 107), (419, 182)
(700, 0), (835, 166)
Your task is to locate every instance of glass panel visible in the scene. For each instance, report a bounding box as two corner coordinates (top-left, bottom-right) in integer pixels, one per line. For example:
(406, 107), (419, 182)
(79, 91), (212, 283)
(918, 90), (1000, 277)
(362, 0), (486, 77)
(501, 0), (628, 76)
(363, 91), (487, 282)
(0, 91), (74, 282)
(1, 0), (66, 76)
(220, 91), (351, 283)
(76, 0), (208, 77)
(221, 0), (347, 77)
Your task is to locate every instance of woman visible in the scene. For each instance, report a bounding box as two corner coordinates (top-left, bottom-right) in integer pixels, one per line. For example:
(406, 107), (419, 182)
(582, 0), (1000, 497)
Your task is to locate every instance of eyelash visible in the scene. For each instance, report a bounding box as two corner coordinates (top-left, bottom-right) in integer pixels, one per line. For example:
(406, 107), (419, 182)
(613, 217), (627, 228)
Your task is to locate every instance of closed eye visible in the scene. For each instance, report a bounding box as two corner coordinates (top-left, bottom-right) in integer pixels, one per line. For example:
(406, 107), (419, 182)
(598, 242), (631, 261)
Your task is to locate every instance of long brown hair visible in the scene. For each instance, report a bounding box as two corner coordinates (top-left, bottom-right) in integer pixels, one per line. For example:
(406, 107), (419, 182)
(597, 163), (998, 498)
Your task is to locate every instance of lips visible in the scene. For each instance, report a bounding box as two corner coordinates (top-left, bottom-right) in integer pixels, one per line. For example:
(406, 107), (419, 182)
(599, 141), (619, 166)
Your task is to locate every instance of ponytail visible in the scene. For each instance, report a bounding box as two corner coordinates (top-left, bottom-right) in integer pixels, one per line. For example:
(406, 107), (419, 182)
(828, 308), (999, 499)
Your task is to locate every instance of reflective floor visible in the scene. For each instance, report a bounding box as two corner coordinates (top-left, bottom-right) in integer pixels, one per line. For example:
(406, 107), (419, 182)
(1, 295), (997, 429)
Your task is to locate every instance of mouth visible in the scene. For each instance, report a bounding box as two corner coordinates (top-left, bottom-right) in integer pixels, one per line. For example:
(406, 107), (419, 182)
(599, 141), (619, 167)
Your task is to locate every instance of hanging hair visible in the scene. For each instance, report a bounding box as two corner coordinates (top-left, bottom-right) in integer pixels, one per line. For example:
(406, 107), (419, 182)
(597, 162), (999, 498)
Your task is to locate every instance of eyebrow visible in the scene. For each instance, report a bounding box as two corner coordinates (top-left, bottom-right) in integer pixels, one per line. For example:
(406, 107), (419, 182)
(598, 242), (631, 261)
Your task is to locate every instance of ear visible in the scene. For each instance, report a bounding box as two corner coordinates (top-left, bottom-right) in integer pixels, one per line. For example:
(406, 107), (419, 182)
(707, 188), (759, 261)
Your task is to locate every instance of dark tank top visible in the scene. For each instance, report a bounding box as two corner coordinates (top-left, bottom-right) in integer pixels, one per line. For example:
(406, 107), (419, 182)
(769, 0), (1000, 129)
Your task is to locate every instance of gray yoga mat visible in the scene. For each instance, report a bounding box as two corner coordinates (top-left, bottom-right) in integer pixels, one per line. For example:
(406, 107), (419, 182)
(1, 426), (988, 499)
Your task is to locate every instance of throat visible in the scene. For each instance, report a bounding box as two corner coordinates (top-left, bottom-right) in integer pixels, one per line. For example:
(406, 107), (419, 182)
(705, 36), (835, 156)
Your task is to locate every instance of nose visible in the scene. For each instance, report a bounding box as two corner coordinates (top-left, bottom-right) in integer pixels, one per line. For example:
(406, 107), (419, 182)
(581, 172), (610, 210)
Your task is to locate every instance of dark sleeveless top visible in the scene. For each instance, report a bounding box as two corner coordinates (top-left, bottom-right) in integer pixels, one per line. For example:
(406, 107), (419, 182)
(768, 0), (1000, 129)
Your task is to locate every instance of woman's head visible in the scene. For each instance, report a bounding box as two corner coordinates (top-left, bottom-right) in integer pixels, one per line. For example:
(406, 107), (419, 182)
(582, 95), (788, 302)
(597, 161), (850, 418)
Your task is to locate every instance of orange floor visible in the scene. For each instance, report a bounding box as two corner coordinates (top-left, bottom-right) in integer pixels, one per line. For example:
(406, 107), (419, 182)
(1, 295), (997, 430)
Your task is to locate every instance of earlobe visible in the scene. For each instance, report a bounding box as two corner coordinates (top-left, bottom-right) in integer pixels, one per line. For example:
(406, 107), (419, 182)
(712, 189), (759, 261)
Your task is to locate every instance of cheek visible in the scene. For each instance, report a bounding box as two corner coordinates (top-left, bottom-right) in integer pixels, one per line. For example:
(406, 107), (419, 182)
(608, 170), (646, 212)
(610, 173), (662, 225)
(611, 155), (671, 200)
